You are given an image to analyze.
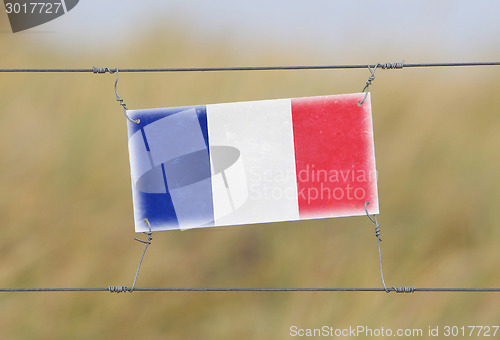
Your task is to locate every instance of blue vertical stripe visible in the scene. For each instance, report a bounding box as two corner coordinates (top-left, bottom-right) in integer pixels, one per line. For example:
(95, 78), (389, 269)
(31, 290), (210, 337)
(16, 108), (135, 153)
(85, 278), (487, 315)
(128, 105), (214, 230)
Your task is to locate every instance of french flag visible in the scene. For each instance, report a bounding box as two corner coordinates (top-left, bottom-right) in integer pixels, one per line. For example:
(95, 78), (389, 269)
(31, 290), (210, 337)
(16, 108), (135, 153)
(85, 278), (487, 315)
(127, 93), (378, 232)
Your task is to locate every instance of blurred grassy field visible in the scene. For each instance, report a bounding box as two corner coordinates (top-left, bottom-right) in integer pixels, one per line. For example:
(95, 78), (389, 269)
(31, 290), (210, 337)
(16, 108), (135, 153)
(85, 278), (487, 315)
(1, 18), (500, 340)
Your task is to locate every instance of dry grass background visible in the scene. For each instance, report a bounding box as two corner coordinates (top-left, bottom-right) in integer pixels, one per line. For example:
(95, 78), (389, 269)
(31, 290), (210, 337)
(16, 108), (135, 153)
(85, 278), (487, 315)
(0, 16), (500, 340)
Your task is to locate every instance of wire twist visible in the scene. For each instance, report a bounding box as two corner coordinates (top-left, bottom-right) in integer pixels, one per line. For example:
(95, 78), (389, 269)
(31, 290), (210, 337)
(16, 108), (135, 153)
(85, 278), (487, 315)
(358, 61), (404, 106)
(113, 68), (140, 124)
(93, 66), (139, 124)
(379, 61), (404, 70)
(130, 219), (154, 292)
(391, 286), (415, 293)
(92, 67), (115, 74)
(364, 201), (382, 242)
(358, 64), (378, 106)
(364, 201), (415, 294)
(106, 219), (153, 294)
(108, 286), (129, 293)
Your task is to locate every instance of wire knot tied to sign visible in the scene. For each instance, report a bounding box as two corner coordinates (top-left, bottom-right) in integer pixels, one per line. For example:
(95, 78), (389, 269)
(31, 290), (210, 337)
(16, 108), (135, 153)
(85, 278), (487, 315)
(364, 201), (382, 242)
(134, 218), (153, 245)
(358, 64), (378, 106)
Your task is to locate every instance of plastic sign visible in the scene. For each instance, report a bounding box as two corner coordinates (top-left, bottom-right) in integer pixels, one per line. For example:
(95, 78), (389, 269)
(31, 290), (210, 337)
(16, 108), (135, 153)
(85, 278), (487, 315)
(126, 93), (379, 232)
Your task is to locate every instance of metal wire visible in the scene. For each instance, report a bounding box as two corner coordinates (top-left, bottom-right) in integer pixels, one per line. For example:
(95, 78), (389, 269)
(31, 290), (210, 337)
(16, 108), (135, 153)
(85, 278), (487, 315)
(112, 68), (140, 123)
(358, 64), (379, 106)
(1, 210), (498, 294)
(0, 287), (499, 293)
(364, 201), (390, 292)
(130, 219), (153, 292)
(0, 62), (500, 73)
(1, 60), (499, 294)
(0, 210), (498, 294)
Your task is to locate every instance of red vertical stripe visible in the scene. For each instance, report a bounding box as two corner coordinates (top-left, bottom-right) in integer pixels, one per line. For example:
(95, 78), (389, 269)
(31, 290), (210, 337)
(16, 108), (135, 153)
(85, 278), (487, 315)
(291, 93), (379, 219)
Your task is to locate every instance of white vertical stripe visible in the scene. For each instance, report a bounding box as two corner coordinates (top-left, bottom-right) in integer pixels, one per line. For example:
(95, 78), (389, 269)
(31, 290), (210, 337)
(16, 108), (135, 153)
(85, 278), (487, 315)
(223, 157), (248, 209)
(211, 173), (233, 218)
(207, 99), (299, 227)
